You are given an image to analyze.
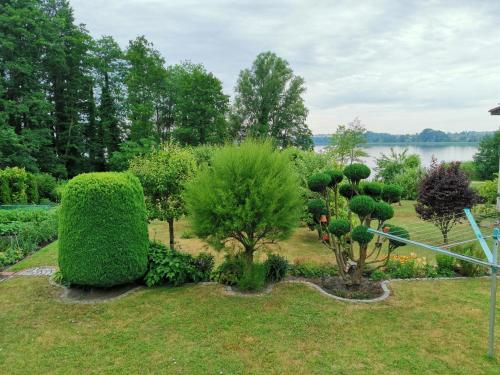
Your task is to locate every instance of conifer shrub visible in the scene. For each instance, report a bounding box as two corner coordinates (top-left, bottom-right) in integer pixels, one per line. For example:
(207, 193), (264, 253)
(361, 181), (382, 199)
(348, 195), (375, 218)
(381, 184), (403, 204)
(307, 172), (331, 193)
(58, 172), (149, 287)
(343, 163), (371, 183)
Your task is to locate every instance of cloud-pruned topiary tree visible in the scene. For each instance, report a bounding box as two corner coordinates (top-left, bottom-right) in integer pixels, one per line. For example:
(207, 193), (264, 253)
(307, 163), (408, 285)
(58, 172), (149, 287)
(185, 139), (302, 265)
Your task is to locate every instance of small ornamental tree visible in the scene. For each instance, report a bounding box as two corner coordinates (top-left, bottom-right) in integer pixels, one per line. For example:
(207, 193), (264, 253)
(416, 160), (477, 244)
(307, 163), (408, 285)
(129, 143), (196, 249)
(184, 139), (302, 266)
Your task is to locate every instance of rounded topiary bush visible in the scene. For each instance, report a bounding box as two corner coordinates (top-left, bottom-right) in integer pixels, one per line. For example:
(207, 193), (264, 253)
(339, 182), (357, 199)
(348, 195), (375, 218)
(387, 225), (409, 248)
(343, 163), (371, 183)
(351, 225), (374, 245)
(58, 172), (149, 287)
(307, 199), (327, 218)
(324, 169), (344, 187)
(361, 181), (382, 199)
(371, 201), (394, 221)
(328, 219), (350, 238)
(381, 184), (403, 204)
(308, 173), (331, 193)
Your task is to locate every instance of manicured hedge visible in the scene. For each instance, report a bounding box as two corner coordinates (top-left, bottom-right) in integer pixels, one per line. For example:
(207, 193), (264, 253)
(58, 172), (148, 287)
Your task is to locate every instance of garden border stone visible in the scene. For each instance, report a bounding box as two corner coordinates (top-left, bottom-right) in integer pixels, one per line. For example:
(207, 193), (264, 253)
(2, 267), (498, 304)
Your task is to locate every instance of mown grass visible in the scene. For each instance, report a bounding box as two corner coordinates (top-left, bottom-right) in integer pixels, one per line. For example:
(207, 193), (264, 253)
(1, 276), (499, 374)
(2, 201), (500, 373)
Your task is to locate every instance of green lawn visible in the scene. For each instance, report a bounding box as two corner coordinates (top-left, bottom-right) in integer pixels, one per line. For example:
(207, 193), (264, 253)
(1, 275), (499, 374)
(2, 201), (500, 373)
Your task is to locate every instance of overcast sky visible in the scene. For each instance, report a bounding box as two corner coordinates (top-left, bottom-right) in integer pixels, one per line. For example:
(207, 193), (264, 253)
(71, 0), (500, 134)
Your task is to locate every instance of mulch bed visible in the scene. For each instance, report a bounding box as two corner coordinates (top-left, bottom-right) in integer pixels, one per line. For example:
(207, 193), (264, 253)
(308, 276), (385, 299)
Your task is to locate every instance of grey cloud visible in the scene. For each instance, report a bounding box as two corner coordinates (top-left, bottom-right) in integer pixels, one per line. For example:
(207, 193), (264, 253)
(71, 0), (500, 133)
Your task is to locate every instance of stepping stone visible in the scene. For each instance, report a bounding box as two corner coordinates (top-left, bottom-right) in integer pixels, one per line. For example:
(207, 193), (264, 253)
(16, 267), (56, 276)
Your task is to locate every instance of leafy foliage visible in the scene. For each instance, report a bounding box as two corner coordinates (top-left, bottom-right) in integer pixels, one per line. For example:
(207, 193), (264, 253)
(185, 140), (302, 265)
(343, 163), (371, 183)
(348, 195), (375, 218)
(327, 118), (367, 165)
(381, 184), (402, 204)
(307, 173), (331, 193)
(338, 182), (357, 199)
(231, 52), (312, 149)
(58, 172), (149, 287)
(473, 131), (500, 180)
(129, 144), (196, 248)
(371, 202), (394, 222)
(144, 241), (213, 287)
(416, 160), (477, 243)
(264, 253), (289, 282)
(360, 181), (382, 199)
(0, 207), (58, 268)
(237, 263), (267, 292)
(328, 219), (350, 238)
(214, 254), (246, 285)
(351, 225), (374, 245)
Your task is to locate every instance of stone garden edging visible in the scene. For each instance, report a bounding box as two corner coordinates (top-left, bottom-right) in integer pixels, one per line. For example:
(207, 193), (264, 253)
(2, 267), (497, 304)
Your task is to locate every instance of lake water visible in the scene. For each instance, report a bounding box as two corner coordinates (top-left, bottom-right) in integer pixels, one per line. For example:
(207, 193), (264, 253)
(314, 144), (478, 170)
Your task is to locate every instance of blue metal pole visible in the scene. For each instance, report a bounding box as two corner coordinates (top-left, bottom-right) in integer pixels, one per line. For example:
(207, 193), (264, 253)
(488, 228), (499, 358)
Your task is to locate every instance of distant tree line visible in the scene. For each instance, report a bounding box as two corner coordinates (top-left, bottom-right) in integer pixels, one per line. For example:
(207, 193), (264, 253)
(313, 129), (494, 146)
(0, 0), (312, 178)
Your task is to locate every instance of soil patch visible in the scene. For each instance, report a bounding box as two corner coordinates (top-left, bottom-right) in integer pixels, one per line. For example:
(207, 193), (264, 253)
(60, 283), (142, 303)
(309, 276), (384, 299)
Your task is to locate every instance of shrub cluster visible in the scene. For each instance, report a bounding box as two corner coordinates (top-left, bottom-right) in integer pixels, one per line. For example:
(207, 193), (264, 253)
(144, 241), (214, 287)
(371, 254), (437, 280)
(215, 253), (290, 291)
(58, 172), (149, 287)
(0, 207), (58, 268)
(0, 167), (59, 204)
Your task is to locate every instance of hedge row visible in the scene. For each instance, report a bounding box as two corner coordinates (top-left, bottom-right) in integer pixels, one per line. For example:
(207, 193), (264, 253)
(0, 167), (59, 204)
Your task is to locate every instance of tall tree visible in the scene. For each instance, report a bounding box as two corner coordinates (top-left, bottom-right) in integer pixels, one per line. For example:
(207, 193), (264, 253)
(43, 0), (95, 177)
(473, 131), (500, 180)
(0, 0), (58, 174)
(168, 62), (229, 146)
(124, 36), (168, 143)
(94, 36), (127, 167)
(327, 118), (368, 165)
(231, 52), (312, 149)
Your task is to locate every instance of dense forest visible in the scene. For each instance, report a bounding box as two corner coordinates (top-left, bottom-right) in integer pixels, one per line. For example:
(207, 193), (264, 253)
(312, 129), (494, 146)
(0, 0), (313, 178)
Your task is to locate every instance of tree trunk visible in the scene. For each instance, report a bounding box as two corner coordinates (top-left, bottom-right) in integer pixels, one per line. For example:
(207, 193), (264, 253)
(351, 244), (368, 286)
(167, 218), (175, 249)
(244, 245), (254, 266)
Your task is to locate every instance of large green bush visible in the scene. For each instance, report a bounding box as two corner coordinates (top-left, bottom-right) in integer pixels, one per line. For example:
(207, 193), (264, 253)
(185, 139), (302, 265)
(58, 172), (149, 287)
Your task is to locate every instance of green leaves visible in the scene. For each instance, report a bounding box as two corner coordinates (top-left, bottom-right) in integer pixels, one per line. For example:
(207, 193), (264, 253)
(232, 52), (313, 150)
(184, 139), (302, 256)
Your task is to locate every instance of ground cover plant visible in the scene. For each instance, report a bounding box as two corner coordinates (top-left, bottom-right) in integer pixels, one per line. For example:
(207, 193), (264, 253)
(58, 172), (149, 287)
(0, 207), (58, 268)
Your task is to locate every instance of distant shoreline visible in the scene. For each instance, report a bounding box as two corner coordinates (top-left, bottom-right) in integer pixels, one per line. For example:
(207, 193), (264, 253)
(313, 141), (480, 147)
